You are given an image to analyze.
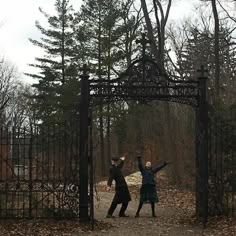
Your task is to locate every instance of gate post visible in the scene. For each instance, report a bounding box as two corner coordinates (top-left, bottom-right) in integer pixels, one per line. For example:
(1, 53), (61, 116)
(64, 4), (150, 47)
(79, 64), (90, 222)
(89, 108), (94, 229)
(196, 66), (208, 225)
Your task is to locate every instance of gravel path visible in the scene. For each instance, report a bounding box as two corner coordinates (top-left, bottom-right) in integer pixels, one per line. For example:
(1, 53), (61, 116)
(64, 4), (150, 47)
(1, 171), (234, 236)
(0, 189), (234, 235)
(81, 191), (205, 236)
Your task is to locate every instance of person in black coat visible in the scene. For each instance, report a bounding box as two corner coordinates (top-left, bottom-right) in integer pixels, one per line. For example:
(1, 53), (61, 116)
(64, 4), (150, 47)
(106, 156), (131, 218)
(135, 153), (169, 217)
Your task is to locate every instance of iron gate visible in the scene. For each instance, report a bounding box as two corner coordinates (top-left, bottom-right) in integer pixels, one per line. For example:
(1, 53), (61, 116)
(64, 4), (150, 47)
(79, 34), (209, 224)
(208, 112), (236, 216)
(0, 122), (81, 219)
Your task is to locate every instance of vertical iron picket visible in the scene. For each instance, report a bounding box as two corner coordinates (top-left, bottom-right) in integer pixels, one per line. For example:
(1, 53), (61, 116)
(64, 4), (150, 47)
(28, 125), (32, 219)
(89, 109), (94, 230)
(208, 112), (236, 217)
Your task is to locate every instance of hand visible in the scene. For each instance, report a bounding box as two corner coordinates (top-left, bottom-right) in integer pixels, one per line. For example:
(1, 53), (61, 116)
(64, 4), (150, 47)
(135, 150), (142, 158)
(120, 156), (125, 161)
(106, 186), (111, 192)
(164, 161), (170, 165)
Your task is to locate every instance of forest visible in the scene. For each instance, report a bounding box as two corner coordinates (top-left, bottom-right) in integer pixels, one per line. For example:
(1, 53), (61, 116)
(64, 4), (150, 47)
(0, 0), (235, 189)
(0, 1), (236, 235)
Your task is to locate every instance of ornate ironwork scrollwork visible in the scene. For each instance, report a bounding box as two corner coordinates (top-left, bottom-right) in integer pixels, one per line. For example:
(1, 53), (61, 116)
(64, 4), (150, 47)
(89, 47), (200, 108)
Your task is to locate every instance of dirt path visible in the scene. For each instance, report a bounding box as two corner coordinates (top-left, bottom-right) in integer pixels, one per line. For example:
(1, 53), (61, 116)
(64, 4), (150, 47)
(0, 172), (235, 235)
(0, 189), (235, 236)
(81, 190), (205, 236)
(81, 169), (236, 236)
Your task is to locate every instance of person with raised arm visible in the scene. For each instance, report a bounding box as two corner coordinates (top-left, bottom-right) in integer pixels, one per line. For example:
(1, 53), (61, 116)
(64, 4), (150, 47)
(135, 152), (169, 217)
(106, 155), (131, 218)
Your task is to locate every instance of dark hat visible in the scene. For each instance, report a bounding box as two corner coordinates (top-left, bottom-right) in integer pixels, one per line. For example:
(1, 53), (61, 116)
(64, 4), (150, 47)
(111, 156), (119, 162)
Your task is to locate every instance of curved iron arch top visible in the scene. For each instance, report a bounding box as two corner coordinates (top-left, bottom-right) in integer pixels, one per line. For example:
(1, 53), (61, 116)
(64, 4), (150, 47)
(89, 56), (198, 86)
(115, 57), (198, 86)
(87, 34), (204, 108)
(89, 57), (200, 108)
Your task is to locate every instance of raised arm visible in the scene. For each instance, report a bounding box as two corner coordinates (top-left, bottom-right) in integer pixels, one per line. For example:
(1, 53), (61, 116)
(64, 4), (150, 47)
(137, 156), (144, 173)
(117, 159), (124, 169)
(152, 162), (168, 174)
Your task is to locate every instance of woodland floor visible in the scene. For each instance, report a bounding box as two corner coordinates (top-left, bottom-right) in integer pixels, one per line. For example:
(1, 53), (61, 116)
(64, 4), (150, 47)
(0, 172), (236, 236)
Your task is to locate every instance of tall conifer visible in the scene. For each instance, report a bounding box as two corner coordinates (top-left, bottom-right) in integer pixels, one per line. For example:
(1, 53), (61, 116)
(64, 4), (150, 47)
(27, 0), (79, 124)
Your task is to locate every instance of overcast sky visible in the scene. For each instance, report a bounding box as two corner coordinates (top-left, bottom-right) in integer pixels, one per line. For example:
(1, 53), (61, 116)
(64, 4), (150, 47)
(0, 0), (197, 84)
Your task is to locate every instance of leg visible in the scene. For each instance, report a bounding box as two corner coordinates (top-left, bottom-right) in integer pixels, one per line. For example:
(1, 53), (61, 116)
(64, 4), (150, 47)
(107, 198), (118, 218)
(119, 202), (129, 217)
(135, 202), (143, 217)
(151, 202), (156, 217)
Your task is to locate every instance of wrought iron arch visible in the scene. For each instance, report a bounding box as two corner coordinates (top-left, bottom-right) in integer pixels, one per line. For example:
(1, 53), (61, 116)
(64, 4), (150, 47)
(89, 56), (199, 108)
(79, 34), (208, 227)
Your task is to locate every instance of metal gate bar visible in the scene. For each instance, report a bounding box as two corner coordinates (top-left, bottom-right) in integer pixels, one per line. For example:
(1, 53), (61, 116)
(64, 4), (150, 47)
(0, 123), (81, 219)
(208, 113), (236, 216)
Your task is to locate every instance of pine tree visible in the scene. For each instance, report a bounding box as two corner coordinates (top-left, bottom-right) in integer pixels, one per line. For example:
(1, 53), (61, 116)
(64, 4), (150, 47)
(27, 0), (79, 125)
(78, 0), (123, 175)
(77, 0), (144, 175)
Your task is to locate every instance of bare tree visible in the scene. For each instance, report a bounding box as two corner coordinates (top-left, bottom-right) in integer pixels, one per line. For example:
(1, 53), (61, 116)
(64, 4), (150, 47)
(6, 82), (34, 128)
(140, 0), (185, 185)
(211, 0), (220, 104)
(0, 59), (17, 124)
(120, 0), (144, 66)
(141, 0), (172, 72)
(217, 0), (236, 25)
(0, 58), (33, 128)
(200, 0), (228, 105)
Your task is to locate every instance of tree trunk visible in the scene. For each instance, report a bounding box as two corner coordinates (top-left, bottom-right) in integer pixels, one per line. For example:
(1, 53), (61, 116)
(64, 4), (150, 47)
(98, 6), (105, 176)
(61, 0), (65, 84)
(140, 0), (178, 184)
(140, 0), (159, 62)
(107, 28), (112, 169)
(211, 0), (220, 105)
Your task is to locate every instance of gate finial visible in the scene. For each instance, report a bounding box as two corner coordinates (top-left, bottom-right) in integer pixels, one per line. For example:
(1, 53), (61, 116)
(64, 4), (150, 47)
(197, 65), (208, 78)
(80, 64), (89, 76)
(136, 33), (151, 58)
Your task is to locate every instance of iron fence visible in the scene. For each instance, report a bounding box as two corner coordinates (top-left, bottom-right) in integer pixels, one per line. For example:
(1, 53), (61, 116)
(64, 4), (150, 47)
(208, 113), (236, 216)
(0, 122), (81, 219)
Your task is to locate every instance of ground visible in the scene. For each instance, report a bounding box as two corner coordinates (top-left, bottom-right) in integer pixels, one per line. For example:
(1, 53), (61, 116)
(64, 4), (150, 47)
(0, 172), (235, 236)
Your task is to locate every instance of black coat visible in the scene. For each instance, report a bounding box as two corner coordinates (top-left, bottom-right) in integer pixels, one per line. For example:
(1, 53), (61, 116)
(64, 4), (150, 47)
(107, 160), (131, 204)
(137, 157), (167, 185)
